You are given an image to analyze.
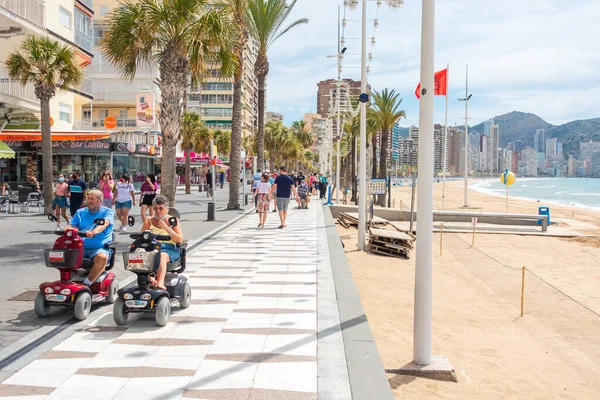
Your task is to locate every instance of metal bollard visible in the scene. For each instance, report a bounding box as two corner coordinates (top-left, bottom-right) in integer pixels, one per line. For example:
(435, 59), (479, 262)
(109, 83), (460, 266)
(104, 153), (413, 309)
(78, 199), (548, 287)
(207, 201), (216, 221)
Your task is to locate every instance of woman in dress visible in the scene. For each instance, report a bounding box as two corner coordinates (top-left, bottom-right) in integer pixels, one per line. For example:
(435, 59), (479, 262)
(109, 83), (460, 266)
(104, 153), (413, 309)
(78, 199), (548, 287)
(98, 170), (114, 208)
(140, 173), (159, 223)
(254, 173), (272, 228)
(52, 174), (70, 226)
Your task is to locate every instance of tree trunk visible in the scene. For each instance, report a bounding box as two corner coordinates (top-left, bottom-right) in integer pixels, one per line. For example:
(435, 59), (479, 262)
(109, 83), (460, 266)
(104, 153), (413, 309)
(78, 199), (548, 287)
(157, 47), (188, 206)
(371, 131), (378, 178)
(378, 128), (389, 206)
(257, 74), (265, 171)
(40, 98), (53, 214)
(183, 88), (191, 195)
(351, 135), (357, 203)
(227, 74), (243, 210)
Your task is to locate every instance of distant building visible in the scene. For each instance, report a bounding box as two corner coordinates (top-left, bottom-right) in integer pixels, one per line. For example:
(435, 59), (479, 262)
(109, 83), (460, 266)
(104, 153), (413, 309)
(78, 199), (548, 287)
(534, 129), (546, 154)
(483, 119), (494, 136)
(447, 128), (463, 174)
(303, 113), (327, 153)
(488, 124), (500, 173)
(266, 111), (283, 123)
(546, 138), (559, 159)
(316, 78), (369, 119)
(537, 152), (546, 174)
(391, 124), (401, 164)
(519, 147), (538, 176)
(514, 140), (524, 153)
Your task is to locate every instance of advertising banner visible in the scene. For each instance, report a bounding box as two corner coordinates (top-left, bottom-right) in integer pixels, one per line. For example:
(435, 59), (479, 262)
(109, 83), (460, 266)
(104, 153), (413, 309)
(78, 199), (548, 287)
(136, 92), (155, 128)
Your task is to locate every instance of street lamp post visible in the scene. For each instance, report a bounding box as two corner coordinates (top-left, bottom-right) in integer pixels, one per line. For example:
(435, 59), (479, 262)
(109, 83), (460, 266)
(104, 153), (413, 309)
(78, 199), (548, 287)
(357, 0), (368, 250)
(459, 65), (472, 208)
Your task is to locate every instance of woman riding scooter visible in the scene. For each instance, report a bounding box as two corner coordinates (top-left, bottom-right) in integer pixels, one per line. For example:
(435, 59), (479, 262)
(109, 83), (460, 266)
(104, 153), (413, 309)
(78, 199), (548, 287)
(140, 195), (183, 290)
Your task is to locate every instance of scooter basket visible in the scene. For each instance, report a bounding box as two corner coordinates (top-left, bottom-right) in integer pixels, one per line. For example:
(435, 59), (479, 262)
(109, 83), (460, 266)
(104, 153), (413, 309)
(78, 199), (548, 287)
(44, 248), (82, 269)
(123, 251), (158, 272)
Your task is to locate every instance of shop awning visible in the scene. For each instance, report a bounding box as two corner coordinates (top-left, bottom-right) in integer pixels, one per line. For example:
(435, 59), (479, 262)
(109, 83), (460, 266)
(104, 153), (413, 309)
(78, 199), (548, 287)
(0, 140), (15, 159)
(0, 130), (111, 141)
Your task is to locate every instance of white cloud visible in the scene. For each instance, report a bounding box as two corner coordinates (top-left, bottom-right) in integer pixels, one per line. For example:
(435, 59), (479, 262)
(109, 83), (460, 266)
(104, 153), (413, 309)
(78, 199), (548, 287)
(263, 0), (600, 127)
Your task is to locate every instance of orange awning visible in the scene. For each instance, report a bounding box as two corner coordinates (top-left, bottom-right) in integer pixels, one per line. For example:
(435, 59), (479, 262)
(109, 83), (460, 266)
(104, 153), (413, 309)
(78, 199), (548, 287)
(0, 131), (110, 141)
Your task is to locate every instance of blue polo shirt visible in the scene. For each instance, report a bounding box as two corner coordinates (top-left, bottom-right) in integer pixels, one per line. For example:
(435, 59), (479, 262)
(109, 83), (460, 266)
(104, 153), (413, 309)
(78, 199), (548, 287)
(274, 174), (294, 198)
(70, 206), (114, 249)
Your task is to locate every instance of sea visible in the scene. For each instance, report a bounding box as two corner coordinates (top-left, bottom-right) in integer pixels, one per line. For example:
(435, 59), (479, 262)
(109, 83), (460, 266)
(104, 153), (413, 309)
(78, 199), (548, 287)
(471, 178), (600, 212)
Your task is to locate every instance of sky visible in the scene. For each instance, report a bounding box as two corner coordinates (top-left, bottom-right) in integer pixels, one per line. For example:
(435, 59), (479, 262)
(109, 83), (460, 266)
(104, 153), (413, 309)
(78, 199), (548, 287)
(264, 0), (600, 128)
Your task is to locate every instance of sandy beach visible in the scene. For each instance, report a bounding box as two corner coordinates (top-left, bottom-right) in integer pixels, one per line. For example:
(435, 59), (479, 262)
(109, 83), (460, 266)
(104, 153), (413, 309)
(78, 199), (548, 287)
(338, 180), (600, 399)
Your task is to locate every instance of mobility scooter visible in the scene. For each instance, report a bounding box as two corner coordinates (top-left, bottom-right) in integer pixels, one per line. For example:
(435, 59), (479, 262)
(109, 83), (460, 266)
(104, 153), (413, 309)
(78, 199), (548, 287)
(36, 214), (118, 321)
(113, 213), (190, 326)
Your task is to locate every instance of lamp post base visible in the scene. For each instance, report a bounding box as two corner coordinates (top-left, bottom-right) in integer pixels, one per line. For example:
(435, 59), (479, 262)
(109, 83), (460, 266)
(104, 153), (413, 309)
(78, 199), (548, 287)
(386, 355), (457, 382)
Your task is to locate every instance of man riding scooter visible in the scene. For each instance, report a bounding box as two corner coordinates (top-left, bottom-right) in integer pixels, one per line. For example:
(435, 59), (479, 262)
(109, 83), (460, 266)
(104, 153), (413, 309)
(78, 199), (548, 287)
(67, 189), (114, 286)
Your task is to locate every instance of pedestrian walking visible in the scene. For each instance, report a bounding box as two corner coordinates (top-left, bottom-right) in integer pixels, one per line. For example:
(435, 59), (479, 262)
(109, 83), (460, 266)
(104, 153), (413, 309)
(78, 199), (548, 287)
(140, 173), (159, 223)
(271, 166), (298, 229)
(68, 170), (88, 217)
(98, 170), (114, 208)
(113, 174), (135, 231)
(254, 173), (272, 228)
(206, 168), (213, 197)
(52, 174), (70, 227)
(251, 168), (262, 213)
(269, 172), (277, 212)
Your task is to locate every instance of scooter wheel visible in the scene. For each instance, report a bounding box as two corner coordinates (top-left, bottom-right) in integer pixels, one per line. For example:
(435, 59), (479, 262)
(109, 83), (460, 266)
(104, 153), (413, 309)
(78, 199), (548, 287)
(180, 283), (192, 309)
(113, 298), (128, 326)
(155, 297), (170, 326)
(106, 280), (119, 304)
(34, 291), (51, 318)
(74, 292), (92, 321)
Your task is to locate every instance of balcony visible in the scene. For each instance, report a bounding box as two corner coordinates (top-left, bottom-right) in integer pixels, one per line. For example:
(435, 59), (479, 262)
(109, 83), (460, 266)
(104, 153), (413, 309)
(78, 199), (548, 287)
(0, 0), (44, 28)
(0, 66), (38, 105)
(76, 0), (93, 9)
(73, 120), (92, 130)
(74, 28), (93, 53)
(92, 118), (137, 129)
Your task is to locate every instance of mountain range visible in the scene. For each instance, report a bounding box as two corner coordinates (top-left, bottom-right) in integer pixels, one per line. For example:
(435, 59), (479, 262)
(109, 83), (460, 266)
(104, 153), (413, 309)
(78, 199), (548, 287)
(469, 111), (600, 157)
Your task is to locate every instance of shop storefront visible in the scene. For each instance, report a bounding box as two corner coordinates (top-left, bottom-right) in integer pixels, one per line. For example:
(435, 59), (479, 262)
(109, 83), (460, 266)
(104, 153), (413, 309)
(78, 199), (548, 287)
(2, 139), (157, 191)
(110, 142), (157, 190)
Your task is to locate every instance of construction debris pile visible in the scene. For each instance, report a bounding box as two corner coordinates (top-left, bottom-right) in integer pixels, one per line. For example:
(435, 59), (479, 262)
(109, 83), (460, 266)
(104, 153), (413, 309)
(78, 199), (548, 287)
(337, 212), (389, 229)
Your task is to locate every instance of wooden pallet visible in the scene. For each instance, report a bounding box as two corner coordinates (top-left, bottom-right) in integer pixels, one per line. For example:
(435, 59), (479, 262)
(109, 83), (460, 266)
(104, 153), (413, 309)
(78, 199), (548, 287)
(337, 216), (350, 229)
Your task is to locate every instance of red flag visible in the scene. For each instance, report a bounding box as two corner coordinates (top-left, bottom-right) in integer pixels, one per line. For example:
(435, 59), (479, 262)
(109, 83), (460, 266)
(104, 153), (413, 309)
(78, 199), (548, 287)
(415, 68), (448, 99)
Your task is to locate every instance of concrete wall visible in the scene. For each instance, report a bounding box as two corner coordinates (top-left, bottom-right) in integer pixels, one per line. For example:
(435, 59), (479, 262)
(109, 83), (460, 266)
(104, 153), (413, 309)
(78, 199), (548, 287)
(329, 205), (543, 227)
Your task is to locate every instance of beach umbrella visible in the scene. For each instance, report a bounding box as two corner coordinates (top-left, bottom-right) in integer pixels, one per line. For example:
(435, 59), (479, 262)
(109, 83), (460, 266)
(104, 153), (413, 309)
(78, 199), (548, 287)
(0, 140), (15, 159)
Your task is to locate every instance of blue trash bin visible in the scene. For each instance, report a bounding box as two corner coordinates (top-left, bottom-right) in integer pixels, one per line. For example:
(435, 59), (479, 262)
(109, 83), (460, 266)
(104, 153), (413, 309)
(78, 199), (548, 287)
(538, 206), (550, 226)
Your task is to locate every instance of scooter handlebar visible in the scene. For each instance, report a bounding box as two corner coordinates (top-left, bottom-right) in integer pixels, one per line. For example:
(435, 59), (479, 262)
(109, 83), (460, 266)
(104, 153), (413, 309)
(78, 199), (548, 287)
(54, 230), (86, 236)
(129, 233), (141, 240)
(156, 235), (171, 241)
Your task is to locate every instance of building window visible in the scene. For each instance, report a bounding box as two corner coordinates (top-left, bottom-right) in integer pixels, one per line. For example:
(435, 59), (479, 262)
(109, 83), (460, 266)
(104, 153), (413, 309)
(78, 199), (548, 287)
(83, 110), (91, 121)
(201, 82), (233, 91)
(201, 94), (233, 104)
(74, 8), (93, 51)
(99, 109), (108, 119)
(188, 93), (201, 102)
(119, 109), (128, 119)
(59, 7), (71, 29)
(59, 103), (71, 123)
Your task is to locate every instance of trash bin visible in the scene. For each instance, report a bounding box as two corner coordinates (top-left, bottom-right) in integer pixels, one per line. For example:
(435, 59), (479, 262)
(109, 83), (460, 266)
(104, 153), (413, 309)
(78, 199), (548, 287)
(538, 206), (550, 225)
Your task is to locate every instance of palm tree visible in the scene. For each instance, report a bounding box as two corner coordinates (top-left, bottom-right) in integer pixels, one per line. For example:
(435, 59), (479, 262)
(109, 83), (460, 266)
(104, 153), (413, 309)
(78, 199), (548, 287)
(371, 89), (406, 205)
(179, 111), (211, 194)
(264, 119), (285, 170)
(224, 0), (250, 209)
(6, 35), (84, 213)
(101, 0), (237, 205)
(247, 0), (308, 171)
(213, 129), (231, 158)
(292, 120), (313, 148)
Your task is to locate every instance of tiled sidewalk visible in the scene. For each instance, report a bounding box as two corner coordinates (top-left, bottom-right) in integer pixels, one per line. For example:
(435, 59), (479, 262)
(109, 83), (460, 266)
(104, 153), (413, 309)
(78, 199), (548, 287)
(0, 199), (351, 400)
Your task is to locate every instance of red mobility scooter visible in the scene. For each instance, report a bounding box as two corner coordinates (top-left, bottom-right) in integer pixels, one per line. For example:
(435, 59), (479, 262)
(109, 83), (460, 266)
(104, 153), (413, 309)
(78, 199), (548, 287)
(35, 214), (118, 321)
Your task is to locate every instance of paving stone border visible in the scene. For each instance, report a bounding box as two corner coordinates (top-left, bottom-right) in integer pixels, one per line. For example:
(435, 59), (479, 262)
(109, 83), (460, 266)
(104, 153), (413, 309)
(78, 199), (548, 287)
(323, 205), (394, 400)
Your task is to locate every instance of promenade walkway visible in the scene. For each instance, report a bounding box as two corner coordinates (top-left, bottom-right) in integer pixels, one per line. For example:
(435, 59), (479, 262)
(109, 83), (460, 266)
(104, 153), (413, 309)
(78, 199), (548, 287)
(0, 199), (390, 399)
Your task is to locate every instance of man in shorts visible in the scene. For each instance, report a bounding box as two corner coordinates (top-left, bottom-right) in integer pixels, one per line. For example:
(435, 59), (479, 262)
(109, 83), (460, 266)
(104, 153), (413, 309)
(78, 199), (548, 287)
(271, 166), (298, 229)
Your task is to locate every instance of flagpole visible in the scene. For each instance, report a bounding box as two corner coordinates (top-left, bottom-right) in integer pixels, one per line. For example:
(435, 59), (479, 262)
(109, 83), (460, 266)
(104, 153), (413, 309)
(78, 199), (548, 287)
(442, 63), (449, 210)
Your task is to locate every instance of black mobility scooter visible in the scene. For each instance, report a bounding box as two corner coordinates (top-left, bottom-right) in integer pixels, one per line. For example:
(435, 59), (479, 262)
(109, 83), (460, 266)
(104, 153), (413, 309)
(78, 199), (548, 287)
(113, 213), (191, 326)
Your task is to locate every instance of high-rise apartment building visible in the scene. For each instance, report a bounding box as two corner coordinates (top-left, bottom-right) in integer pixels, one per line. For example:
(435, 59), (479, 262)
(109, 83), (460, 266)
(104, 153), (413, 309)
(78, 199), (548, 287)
(0, 0), (96, 182)
(447, 127), (463, 174)
(519, 147), (538, 176)
(483, 118), (494, 136)
(266, 111), (283, 124)
(534, 129), (545, 154)
(316, 78), (367, 119)
(488, 123), (500, 173)
(303, 113), (326, 153)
